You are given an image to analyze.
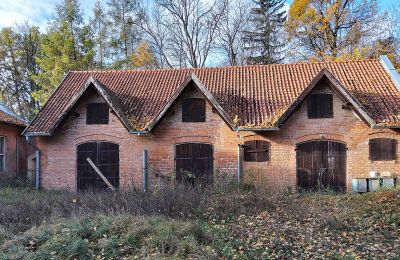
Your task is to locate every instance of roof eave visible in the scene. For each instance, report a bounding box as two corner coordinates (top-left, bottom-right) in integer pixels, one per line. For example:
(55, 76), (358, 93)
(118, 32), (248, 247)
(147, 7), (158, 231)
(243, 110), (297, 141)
(236, 127), (280, 131)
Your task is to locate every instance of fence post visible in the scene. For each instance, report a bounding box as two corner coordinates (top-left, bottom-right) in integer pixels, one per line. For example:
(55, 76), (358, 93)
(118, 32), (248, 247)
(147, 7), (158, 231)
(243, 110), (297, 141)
(143, 149), (148, 192)
(237, 144), (242, 183)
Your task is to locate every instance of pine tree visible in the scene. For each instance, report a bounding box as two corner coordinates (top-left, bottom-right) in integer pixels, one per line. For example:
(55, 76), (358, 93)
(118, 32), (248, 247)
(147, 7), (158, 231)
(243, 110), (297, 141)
(107, 0), (140, 69)
(243, 0), (287, 64)
(90, 1), (110, 68)
(32, 0), (94, 105)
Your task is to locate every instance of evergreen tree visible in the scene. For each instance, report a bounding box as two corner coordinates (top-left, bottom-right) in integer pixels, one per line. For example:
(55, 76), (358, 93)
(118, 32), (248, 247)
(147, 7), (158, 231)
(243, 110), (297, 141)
(107, 0), (140, 69)
(32, 0), (94, 105)
(243, 0), (287, 64)
(90, 1), (110, 68)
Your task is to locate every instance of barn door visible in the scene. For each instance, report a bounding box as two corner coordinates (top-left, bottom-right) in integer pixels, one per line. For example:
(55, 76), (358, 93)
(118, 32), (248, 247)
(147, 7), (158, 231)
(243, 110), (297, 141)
(297, 141), (346, 192)
(77, 142), (119, 191)
(175, 143), (213, 186)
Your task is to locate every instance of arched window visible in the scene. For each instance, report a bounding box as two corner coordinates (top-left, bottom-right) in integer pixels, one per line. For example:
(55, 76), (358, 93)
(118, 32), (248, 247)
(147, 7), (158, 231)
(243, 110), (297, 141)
(243, 140), (270, 162)
(369, 138), (397, 161)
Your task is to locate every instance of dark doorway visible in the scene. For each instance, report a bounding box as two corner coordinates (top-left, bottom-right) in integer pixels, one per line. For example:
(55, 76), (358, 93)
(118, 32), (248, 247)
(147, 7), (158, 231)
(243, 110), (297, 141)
(297, 140), (346, 192)
(77, 142), (119, 191)
(175, 143), (213, 186)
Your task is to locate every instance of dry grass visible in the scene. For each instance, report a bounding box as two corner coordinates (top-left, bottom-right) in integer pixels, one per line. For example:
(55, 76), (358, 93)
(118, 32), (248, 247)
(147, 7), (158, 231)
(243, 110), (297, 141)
(0, 183), (399, 259)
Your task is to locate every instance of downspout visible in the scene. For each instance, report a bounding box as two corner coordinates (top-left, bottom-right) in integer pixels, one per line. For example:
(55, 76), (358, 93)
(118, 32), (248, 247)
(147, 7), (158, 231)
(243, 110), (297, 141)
(25, 136), (40, 191)
(16, 134), (19, 177)
(237, 144), (242, 183)
(142, 149), (148, 192)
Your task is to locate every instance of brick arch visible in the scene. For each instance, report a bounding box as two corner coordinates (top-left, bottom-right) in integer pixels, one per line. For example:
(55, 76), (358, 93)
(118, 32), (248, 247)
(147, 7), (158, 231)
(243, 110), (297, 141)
(73, 134), (122, 146)
(295, 133), (346, 145)
(172, 135), (214, 144)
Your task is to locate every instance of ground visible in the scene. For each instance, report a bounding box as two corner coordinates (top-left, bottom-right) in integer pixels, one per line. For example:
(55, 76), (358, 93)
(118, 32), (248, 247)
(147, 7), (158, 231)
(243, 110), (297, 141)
(0, 182), (399, 259)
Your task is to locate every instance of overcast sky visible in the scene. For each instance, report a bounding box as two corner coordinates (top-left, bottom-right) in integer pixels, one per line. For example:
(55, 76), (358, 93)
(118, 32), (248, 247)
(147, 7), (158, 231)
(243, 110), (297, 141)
(0, 0), (396, 31)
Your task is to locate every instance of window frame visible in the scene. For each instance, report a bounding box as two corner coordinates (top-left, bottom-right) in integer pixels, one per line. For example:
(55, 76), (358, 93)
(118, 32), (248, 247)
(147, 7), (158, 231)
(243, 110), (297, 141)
(86, 103), (109, 125)
(307, 93), (333, 119)
(182, 98), (206, 122)
(369, 138), (397, 161)
(0, 136), (6, 172)
(243, 140), (270, 162)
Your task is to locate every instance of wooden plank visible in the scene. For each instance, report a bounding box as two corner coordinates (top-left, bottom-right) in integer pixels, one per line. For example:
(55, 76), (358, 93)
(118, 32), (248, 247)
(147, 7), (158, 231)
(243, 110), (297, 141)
(86, 157), (116, 191)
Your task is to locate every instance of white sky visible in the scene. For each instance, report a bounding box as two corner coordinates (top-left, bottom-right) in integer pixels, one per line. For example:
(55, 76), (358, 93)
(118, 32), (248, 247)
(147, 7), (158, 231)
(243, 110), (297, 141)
(0, 0), (394, 31)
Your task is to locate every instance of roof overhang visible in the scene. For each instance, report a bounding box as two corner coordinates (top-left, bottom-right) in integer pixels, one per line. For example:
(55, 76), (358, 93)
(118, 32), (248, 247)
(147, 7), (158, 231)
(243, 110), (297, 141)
(276, 68), (377, 128)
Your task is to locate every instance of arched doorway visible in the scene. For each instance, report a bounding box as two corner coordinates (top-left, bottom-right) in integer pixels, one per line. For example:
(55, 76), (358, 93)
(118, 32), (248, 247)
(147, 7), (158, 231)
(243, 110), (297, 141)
(296, 140), (346, 192)
(175, 143), (213, 186)
(77, 142), (119, 191)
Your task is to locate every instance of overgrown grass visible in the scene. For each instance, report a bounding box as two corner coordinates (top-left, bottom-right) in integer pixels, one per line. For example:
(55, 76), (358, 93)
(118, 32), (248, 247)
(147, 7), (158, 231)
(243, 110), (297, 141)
(0, 183), (399, 259)
(0, 215), (215, 259)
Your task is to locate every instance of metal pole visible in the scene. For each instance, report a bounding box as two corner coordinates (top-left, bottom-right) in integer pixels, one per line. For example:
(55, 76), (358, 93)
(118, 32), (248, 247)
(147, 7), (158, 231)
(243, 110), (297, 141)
(143, 149), (148, 192)
(35, 150), (40, 191)
(237, 144), (242, 183)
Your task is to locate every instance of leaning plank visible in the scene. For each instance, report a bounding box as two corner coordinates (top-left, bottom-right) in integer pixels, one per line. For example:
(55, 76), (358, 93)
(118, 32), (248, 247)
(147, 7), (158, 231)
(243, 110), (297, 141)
(86, 157), (116, 191)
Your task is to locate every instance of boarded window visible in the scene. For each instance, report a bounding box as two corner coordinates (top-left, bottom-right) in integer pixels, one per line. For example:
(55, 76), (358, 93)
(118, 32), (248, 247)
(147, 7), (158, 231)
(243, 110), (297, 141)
(307, 94), (333, 118)
(182, 98), (206, 122)
(86, 103), (109, 124)
(243, 140), (269, 162)
(369, 138), (397, 161)
(0, 137), (5, 171)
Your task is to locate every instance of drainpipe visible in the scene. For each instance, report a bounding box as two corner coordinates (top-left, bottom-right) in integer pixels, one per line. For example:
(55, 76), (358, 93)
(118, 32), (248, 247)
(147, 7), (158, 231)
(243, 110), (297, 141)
(35, 150), (40, 191)
(237, 144), (242, 183)
(142, 149), (148, 192)
(16, 135), (19, 177)
(25, 136), (40, 191)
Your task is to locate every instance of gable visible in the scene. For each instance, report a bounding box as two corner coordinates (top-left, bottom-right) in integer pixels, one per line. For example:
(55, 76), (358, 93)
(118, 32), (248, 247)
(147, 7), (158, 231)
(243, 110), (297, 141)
(143, 74), (235, 133)
(276, 69), (376, 128)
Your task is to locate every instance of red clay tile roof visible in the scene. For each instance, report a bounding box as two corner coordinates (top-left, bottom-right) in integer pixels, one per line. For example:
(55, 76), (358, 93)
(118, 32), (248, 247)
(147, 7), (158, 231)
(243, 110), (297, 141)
(0, 104), (27, 127)
(24, 58), (400, 135)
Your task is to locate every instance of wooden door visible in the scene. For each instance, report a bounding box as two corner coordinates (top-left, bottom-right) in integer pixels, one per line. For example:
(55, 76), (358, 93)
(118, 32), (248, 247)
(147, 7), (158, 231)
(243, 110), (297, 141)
(175, 143), (213, 186)
(77, 142), (119, 191)
(297, 141), (346, 192)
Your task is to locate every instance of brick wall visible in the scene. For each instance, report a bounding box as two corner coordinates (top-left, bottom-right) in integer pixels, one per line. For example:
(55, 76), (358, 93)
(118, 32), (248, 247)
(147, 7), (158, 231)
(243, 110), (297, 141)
(0, 122), (31, 178)
(35, 82), (400, 192)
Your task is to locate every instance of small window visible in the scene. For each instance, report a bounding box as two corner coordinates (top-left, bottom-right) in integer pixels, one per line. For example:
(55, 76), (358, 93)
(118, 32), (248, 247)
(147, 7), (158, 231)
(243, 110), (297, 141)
(86, 103), (109, 124)
(182, 98), (206, 122)
(307, 94), (333, 118)
(369, 138), (397, 161)
(243, 140), (269, 162)
(0, 137), (5, 171)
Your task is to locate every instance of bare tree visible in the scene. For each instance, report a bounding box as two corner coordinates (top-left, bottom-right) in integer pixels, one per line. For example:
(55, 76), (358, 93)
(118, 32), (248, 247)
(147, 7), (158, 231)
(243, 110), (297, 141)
(216, 0), (251, 66)
(138, 0), (227, 68)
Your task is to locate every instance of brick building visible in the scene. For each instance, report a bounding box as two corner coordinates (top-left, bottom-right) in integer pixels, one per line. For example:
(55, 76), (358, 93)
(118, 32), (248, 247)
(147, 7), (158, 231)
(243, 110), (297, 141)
(0, 103), (32, 179)
(23, 56), (400, 192)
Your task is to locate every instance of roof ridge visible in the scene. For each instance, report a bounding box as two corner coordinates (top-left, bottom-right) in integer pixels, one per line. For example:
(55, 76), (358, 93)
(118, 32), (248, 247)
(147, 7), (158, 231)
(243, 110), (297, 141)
(69, 58), (381, 74)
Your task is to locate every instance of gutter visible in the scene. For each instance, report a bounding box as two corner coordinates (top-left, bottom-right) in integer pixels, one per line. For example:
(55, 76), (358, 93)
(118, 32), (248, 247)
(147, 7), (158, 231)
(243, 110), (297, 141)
(236, 127), (280, 131)
(380, 55), (400, 90)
